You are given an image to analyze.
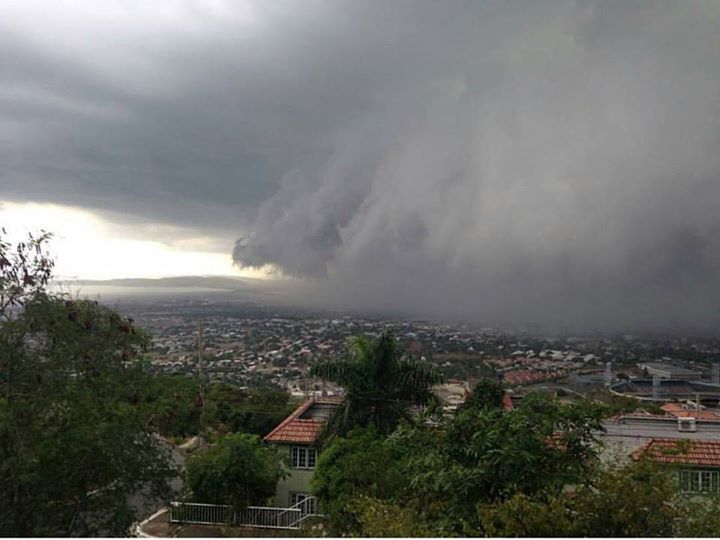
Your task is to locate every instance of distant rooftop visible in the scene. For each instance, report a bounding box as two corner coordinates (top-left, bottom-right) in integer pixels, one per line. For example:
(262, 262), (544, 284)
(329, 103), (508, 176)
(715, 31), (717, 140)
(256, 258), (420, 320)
(638, 362), (701, 377)
(640, 361), (691, 370)
(662, 403), (720, 422)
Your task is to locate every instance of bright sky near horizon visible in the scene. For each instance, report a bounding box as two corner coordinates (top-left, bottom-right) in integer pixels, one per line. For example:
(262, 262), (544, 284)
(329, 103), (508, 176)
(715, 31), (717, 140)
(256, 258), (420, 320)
(0, 201), (267, 280)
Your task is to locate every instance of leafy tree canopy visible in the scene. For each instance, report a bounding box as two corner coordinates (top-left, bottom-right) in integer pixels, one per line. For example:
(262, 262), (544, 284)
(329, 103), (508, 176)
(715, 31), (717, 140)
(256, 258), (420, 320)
(136, 376), (296, 439)
(185, 432), (282, 508)
(478, 460), (683, 537)
(311, 428), (405, 535)
(208, 385), (296, 438)
(461, 377), (505, 412)
(351, 495), (435, 537)
(325, 393), (720, 537)
(0, 231), (175, 536)
(0, 228), (54, 319)
(388, 394), (604, 534)
(312, 387), (607, 536)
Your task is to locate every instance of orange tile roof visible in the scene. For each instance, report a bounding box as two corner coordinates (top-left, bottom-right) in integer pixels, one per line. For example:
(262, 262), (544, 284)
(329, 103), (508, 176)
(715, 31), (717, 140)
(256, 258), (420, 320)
(632, 438), (720, 467)
(263, 399), (333, 445)
(661, 403), (720, 422)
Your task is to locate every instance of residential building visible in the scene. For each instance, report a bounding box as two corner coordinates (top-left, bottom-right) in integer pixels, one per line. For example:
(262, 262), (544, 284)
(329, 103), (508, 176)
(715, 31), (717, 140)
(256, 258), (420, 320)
(263, 398), (339, 509)
(633, 438), (720, 494)
(432, 380), (470, 413)
(600, 407), (720, 460)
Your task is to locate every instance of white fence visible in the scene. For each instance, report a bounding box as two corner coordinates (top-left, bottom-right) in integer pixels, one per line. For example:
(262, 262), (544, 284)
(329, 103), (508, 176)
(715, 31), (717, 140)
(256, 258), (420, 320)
(169, 497), (318, 530)
(169, 502), (233, 526)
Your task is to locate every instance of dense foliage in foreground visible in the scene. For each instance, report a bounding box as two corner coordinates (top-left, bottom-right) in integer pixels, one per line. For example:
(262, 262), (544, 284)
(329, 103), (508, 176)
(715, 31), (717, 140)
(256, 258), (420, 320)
(138, 374), (296, 439)
(185, 432), (282, 508)
(0, 232), (174, 536)
(313, 379), (720, 537)
(0, 231), (294, 535)
(313, 384), (603, 536)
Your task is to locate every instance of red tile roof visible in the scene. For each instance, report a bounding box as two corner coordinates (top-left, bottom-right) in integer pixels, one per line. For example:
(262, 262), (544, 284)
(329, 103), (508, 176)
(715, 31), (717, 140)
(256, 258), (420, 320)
(632, 438), (720, 468)
(661, 403), (720, 422)
(263, 399), (335, 445)
(502, 369), (563, 386)
(502, 392), (514, 411)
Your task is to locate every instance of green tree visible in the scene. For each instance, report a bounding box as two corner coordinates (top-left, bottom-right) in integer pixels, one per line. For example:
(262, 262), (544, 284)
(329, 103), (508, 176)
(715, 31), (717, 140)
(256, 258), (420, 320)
(393, 394), (604, 534)
(570, 460), (678, 537)
(208, 385), (296, 437)
(478, 460), (679, 537)
(477, 493), (574, 537)
(311, 428), (405, 534)
(135, 377), (296, 439)
(352, 496), (434, 537)
(0, 228), (54, 321)
(138, 374), (202, 438)
(0, 231), (175, 536)
(461, 377), (505, 411)
(311, 331), (442, 437)
(185, 432), (282, 508)
(675, 493), (720, 537)
(311, 392), (605, 536)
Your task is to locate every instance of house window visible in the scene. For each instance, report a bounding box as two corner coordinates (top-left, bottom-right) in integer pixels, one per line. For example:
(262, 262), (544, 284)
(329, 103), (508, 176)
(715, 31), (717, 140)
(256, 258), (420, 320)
(290, 492), (317, 514)
(679, 469), (720, 493)
(701, 471), (716, 492)
(291, 446), (317, 469)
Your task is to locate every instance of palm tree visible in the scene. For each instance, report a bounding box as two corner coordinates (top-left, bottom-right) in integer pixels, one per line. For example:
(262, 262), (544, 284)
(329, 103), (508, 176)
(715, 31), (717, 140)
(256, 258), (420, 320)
(310, 331), (442, 438)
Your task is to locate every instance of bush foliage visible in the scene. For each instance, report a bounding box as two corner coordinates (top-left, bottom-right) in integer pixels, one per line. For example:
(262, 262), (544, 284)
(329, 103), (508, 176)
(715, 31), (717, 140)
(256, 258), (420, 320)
(185, 432), (282, 508)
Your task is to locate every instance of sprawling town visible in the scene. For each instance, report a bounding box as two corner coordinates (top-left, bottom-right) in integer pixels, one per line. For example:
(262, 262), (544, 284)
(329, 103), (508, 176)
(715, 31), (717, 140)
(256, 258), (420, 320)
(118, 294), (720, 401)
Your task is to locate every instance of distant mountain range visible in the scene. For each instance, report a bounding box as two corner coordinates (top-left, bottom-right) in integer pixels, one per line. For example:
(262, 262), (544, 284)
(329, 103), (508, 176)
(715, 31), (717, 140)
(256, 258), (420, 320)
(56, 275), (258, 290)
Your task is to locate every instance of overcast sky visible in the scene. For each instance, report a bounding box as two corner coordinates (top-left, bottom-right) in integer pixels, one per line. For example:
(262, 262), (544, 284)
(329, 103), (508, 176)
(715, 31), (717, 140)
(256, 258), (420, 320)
(2, 1), (720, 331)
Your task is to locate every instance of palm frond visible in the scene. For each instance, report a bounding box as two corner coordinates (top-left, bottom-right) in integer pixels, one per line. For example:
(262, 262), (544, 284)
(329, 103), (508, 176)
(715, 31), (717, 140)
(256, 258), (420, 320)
(394, 357), (443, 401)
(315, 331), (443, 436)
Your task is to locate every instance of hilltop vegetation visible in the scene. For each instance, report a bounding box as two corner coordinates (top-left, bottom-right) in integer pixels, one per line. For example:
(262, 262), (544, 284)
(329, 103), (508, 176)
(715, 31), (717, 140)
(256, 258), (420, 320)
(185, 432), (282, 508)
(137, 374), (296, 439)
(0, 231), (294, 535)
(64, 275), (253, 290)
(0, 231), (175, 535)
(311, 379), (720, 536)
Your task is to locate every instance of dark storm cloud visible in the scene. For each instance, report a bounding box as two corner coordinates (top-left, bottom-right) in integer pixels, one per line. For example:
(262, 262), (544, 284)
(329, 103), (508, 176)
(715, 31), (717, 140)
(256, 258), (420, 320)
(0, 1), (398, 231)
(3, 1), (720, 331)
(234, 0), (720, 332)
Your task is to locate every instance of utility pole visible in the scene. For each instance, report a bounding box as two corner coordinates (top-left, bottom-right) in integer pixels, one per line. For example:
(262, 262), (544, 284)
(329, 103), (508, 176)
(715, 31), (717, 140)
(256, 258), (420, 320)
(197, 321), (205, 432)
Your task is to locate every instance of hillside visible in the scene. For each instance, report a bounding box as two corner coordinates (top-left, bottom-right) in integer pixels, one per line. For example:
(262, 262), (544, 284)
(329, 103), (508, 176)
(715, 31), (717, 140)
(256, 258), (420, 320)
(58, 275), (254, 290)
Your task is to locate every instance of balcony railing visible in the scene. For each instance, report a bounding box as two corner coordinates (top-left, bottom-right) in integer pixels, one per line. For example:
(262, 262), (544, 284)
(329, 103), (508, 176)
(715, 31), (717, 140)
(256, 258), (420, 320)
(169, 496), (319, 530)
